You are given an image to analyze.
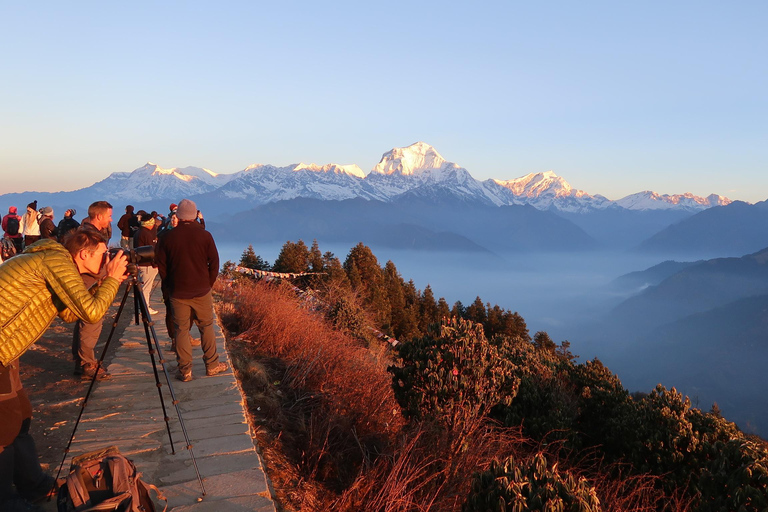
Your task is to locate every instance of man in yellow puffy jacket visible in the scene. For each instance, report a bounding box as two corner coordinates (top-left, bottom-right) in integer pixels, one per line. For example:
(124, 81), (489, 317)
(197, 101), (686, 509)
(0, 231), (127, 512)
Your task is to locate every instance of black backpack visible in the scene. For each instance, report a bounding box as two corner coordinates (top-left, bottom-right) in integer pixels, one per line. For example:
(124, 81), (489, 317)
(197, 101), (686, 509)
(57, 446), (167, 512)
(6, 216), (19, 236)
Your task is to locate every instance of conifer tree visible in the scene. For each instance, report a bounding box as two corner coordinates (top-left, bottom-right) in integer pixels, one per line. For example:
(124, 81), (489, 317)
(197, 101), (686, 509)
(272, 240), (310, 273)
(419, 284), (439, 333)
(239, 244), (270, 270)
(436, 297), (451, 321)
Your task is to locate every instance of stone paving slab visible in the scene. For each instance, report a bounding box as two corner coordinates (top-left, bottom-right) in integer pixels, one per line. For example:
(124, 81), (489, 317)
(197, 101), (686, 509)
(41, 296), (276, 512)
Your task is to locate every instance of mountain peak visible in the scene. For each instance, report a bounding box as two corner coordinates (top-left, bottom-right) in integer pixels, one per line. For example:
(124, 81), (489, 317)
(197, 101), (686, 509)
(493, 171), (574, 198)
(616, 191), (733, 211)
(293, 163), (365, 178)
(371, 142), (454, 176)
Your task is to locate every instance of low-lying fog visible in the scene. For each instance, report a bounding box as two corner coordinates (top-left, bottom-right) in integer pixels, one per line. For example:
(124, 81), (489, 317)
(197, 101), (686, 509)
(218, 241), (766, 435)
(218, 242), (661, 350)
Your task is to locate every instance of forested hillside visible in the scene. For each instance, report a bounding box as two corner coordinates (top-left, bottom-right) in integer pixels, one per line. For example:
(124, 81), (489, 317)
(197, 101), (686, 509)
(215, 241), (768, 512)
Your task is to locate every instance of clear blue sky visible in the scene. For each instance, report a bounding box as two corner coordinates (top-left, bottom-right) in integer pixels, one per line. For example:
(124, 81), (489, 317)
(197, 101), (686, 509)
(1, 1), (765, 201)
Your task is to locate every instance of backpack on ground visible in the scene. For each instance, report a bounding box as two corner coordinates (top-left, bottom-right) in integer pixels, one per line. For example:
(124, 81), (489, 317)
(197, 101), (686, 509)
(6, 216), (19, 236)
(57, 445), (167, 512)
(1, 237), (16, 260)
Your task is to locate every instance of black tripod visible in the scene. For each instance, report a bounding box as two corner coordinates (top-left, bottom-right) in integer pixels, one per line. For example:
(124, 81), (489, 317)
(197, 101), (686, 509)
(55, 268), (206, 496)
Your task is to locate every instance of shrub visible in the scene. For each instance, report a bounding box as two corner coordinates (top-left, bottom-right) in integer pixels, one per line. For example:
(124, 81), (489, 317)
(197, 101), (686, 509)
(464, 452), (601, 512)
(389, 318), (519, 432)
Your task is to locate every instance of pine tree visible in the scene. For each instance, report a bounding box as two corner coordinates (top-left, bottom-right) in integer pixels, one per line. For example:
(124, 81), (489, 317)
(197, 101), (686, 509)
(239, 244), (270, 270)
(419, 285), (439, 333)
(272, 240), (310, 273)
(436, 297), (451, 321)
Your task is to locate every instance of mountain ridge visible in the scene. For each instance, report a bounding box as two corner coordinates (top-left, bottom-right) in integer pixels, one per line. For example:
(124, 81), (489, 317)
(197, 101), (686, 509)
(0, 142), (736, 216)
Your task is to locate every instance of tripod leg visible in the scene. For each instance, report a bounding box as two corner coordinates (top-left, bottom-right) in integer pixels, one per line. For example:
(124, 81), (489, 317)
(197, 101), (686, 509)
(136, 278), (207, 496)
(54, 281), (133, 487)
(134, 280), (177, 455)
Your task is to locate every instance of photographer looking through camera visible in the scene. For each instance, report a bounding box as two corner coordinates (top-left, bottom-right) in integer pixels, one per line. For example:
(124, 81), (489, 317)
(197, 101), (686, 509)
(0, 230), (128, 511)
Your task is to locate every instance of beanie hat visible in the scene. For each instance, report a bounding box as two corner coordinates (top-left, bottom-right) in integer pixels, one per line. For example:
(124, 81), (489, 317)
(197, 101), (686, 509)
(169, 203), (178, 212)
(27, 201), (37, 210)
(176, 199), (197, 221)
(9, 206), (17, 214)
(39, 206), (53, 216)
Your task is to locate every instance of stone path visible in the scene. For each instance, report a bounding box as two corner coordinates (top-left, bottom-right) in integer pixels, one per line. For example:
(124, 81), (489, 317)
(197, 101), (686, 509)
(41, 299), (276, 512)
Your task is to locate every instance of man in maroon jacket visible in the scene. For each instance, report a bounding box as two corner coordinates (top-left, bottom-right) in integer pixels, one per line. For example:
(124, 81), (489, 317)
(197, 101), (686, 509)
(155, 199), (227, 382)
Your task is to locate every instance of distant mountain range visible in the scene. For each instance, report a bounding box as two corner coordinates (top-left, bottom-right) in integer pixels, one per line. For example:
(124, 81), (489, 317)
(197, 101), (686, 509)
(211, 196), (598, 254)
(576, 246), (768, 434)
(0, 142), (733, 218)
(636, 200), (768, 257)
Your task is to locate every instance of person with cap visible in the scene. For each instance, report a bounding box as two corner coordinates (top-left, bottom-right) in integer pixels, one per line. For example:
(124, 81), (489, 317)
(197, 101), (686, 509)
(2, 207), (23, 256)
(156, 198), (226, 382)
(56, 209), (80, 242)
(37, 207), (57, 241)
(19, 202), (40, 249)
(133, 210), (159, 315)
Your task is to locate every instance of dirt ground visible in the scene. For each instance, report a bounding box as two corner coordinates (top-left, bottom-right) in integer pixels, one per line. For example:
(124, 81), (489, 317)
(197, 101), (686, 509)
(18, 283), (136, 476)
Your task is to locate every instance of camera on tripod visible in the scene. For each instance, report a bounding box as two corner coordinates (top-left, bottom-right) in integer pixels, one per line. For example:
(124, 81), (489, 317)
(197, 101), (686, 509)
(107, 246), (155, 275)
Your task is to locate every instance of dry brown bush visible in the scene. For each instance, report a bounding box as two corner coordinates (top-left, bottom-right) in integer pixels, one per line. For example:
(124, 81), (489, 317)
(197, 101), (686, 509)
(215, 278), (693, 512)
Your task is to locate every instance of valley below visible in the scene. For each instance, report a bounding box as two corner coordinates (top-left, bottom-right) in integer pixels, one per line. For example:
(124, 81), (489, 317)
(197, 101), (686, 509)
(218, 239), (768, 436)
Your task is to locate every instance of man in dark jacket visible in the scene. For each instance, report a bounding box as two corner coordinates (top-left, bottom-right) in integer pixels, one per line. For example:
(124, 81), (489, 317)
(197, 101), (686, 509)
(155, 199), (226, 382)
(56, 209), (80, 242)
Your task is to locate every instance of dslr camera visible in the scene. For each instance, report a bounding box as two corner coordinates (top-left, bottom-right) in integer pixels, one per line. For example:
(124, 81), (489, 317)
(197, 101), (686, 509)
(107, 246), (155, 275)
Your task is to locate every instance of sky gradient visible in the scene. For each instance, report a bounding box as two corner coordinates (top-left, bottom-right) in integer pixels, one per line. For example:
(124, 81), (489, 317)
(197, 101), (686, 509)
(1, 1), (766, 202)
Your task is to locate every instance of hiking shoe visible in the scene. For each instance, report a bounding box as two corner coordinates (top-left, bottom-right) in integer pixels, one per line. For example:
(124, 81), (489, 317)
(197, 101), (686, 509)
(148, 307), (159, 315)
(80, 364), (111, 381)
(190, 337), (201, 347)
(205, 362), (228, 376)
(175, 369), (192, 382)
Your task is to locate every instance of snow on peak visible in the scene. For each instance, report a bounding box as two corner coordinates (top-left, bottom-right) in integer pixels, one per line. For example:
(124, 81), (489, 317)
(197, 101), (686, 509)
(494, 171), (578, 198)
(371, 142), (454, 176)
(293, 163), (365, 178)
(133, 163), (222, 184)
(615, 191), (733, 211)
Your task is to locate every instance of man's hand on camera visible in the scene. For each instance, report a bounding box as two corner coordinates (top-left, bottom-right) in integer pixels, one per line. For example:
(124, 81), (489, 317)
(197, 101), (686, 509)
(105, 251), (129, 282)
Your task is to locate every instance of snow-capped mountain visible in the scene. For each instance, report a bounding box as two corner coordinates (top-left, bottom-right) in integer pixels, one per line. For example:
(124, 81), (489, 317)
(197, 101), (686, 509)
(0, 142), (734, 217)
(367, 142), (504, 205)
(489, 171), (613, 212)
(86, 163), (231, 202)
(207, 162), (384, 205)
(615, 191), (732, 211)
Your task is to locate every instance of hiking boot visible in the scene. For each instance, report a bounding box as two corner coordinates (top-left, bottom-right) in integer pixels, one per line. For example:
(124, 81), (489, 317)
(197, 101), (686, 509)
(175, 369), (192, 382)
(80, 364), (111, 381)
(205, 362), (228, 376)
